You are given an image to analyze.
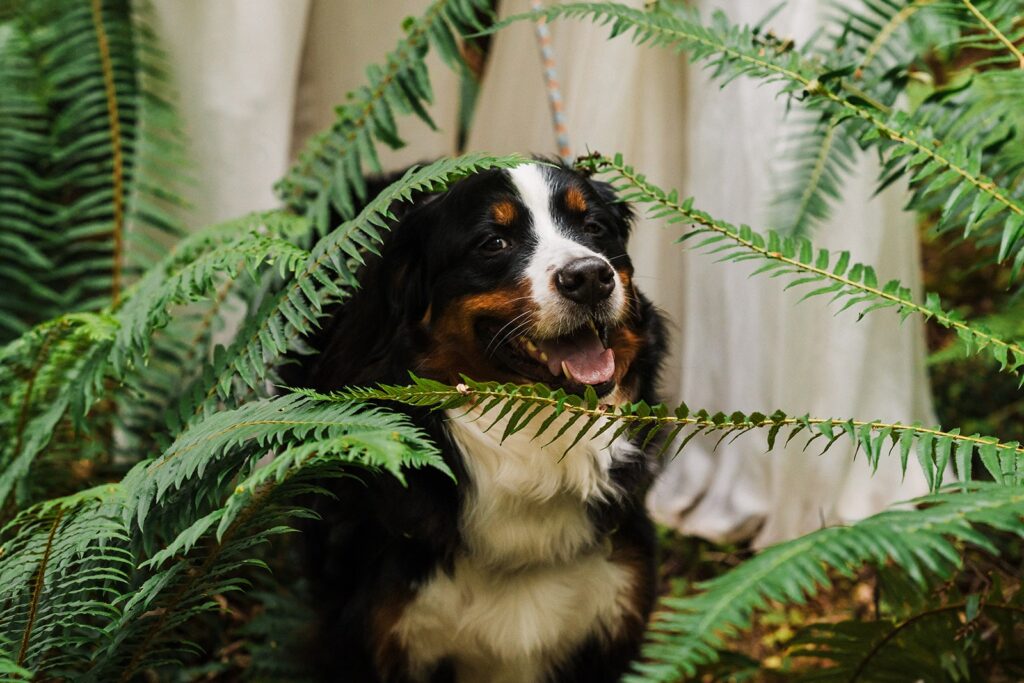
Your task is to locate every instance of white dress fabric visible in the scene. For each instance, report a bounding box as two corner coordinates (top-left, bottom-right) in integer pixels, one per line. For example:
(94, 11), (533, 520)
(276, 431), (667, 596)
(154, 0), (934, 547)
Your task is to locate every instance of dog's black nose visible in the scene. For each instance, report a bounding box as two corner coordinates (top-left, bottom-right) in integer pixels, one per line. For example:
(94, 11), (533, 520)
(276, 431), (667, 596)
(555, 257), (616, 307)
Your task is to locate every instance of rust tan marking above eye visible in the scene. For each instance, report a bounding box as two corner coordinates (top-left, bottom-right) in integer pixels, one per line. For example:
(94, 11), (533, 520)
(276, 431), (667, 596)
(491, 200), (518, 226)
(564, 186), (587, 213)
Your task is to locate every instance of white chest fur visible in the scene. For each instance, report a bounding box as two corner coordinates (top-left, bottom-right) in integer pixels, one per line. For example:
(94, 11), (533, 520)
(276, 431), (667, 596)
(391, 405), (642, 683)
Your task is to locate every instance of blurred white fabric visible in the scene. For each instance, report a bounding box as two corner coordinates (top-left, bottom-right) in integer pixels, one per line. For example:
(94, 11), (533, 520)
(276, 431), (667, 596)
(154, 0), (934, 547)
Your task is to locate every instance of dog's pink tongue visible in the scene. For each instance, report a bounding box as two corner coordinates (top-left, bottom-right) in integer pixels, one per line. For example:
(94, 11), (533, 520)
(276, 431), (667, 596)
(538, 334), (615, 385)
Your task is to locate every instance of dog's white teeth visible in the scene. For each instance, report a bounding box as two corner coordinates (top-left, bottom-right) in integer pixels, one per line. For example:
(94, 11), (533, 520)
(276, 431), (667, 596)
(523, 338), (548, 363)
(561, 361), (574, 381)
(586, 319), (599, 336)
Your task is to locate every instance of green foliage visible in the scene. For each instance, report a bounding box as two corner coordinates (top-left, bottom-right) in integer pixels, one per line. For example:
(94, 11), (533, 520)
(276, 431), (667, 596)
(0, 394), (442, 679)
(501, 2), (1024, 263)
(276, 0), (495, 234)
(2, 0), (1024, 679)
(580, 152), (1024, 380)
(631, 484), (1024, 681)
(0, 0), (186, 340)
(343, 375), (1024, 491)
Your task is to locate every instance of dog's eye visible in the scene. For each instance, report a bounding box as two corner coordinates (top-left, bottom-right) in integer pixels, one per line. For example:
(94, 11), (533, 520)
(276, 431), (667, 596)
(582, 222), (604, 236)
(480, 236), (510, 253)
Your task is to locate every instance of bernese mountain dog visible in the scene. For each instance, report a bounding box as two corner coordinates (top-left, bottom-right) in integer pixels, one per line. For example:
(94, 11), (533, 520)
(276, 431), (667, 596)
(292, 161), (668, 682)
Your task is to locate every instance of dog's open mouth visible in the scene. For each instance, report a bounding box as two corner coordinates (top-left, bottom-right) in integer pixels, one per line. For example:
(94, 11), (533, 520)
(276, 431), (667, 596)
(479, 318), (617, 396)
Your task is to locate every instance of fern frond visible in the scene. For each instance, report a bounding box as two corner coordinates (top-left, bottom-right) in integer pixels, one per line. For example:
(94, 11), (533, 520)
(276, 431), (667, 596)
(626, 484), (1024, 681)
(0, 313), (117, 509)
(86, 395), (442, 679)
(110, 213), (310, 376)
(337, 375), (1024, 491)
(771, 0), (945, 234)
(0, 0), (187, 338)
(832, 0), (944, 80)
(277, 0), (496, 234)
(498, 3), (1024, 261)
(770, 112), (862, 234)
(944, 0), (1024, 69)
(121, 393), (447, 534)
(0, 486), (130, 674)
(787, 598), (1024, 681)
(579, 153), (1024, 379)
(179, 154), (524, 426)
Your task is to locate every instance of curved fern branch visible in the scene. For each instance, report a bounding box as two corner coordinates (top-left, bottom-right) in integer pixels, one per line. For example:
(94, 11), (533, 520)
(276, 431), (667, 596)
(15, 509), (61, 667)
(624, 484), (1024, 681)
(0, 486), (130, 674)
(336, 376), (1024, 490)
(85, 395), (443, 678)
(845, 602), (1024, 681)
(495, 3), (1024, 259)
(960, 0), (1024, 69)
(278, 0), (495, 233)
(580, 153), (1024, 378)
(0, 314), (118, 509)
(855, 0), (937, 78)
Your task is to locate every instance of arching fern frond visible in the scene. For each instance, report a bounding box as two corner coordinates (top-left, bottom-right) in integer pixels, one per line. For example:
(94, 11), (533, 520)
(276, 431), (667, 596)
(0, 485), (130, 675)
(496, 3), (1024, 262)
(121, 393), (447, 534)
(786, 593), (1024, 682)
(580, 153), (1024, 379)
(941, 0), (1024, 70)
(0, 213), (311, 510)
(110, 214), (310, 377)
(277, 0), (496, 234)
(0, 0), (187, 339)
(336, 375), (1024, 491)
(626, 484), (1024, 682)
(769, 112), (862, 235)
(86, 396), (442, 679)
(0, 313), (117, 509)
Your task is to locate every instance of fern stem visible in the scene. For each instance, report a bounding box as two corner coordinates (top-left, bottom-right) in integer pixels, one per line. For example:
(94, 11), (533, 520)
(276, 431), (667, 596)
(17, 509), (64, 666)
(595, 154), (1024, 373)
(857, 0), (935, 78)
(849, 602), (1024, 681)
(349, 383), (1024, 458)
(91, 0), (126, 308)
(960, 0), (1024, 70)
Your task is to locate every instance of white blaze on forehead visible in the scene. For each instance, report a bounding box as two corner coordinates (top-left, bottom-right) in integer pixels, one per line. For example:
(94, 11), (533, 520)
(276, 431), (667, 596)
(507, 164), (625, 337)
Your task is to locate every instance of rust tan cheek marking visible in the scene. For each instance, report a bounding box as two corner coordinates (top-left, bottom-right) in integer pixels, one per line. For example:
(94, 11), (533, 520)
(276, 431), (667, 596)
(418, 285), (535, 383)
(610, 324), (643, 391)
(492, 200), (518, 226)
(565, 185), (588, 213)
(617, 269), (632, 290)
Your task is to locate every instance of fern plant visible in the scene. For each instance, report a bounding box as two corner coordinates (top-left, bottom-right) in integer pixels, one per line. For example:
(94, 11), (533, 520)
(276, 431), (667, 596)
(1, 0), (1023, 681)
(0, 0), (187, 338)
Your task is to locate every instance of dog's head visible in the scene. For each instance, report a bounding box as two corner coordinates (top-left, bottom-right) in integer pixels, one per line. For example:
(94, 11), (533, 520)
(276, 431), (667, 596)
(309, 162), (663, 401)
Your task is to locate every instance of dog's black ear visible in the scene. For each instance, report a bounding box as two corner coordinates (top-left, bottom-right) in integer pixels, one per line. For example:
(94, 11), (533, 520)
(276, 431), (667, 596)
(589, 177), (635, 240)
(300, 196), (438, 390)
